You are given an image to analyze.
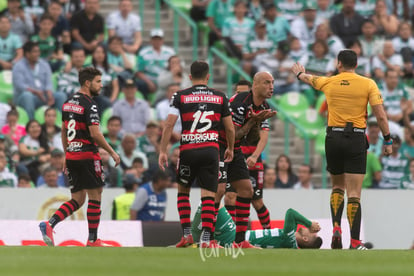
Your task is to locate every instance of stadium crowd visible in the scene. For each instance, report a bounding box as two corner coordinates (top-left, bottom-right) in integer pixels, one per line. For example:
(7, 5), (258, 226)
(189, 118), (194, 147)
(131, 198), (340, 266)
(1, 0), (414, 216)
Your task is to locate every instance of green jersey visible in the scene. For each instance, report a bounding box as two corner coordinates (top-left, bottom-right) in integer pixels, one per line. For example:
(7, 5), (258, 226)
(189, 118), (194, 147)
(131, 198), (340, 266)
(247, 208), (312, 249)
(401, 175), (414, 189)
(30, 34), (59, 59)
(0, 32), (22, 61)
(355, 0), (376, 18)
(378, 83), (409, 116)
(380, 153), (409, 189)
(137, 45), (175, 82)
(0, 168), (17, 187)
(243, 34), (276, 55)
(300, 54), (335, 76)
(400, 142), (414, 160)
(192, 206), (312, 249)
(274, 0), (305, 21)
(222, 16), (255, 46)
(192, 205), (235, 247)
(206, 0), (235, 29)
(57, 68), (82, 97)
(266, 16), (290, 43)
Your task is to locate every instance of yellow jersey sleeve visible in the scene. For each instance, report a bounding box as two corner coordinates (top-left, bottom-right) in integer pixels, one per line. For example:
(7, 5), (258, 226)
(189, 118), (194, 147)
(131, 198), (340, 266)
(368, 80), (383, 106)
(309, 75), (329, 91)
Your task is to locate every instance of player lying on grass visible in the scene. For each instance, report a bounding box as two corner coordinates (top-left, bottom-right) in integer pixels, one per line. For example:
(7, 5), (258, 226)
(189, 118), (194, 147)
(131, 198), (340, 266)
(191, 206), (322, 249)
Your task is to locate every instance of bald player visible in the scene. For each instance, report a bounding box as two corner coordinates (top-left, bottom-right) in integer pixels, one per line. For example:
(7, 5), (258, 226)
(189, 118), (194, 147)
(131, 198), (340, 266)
(224, 71), (277, 248)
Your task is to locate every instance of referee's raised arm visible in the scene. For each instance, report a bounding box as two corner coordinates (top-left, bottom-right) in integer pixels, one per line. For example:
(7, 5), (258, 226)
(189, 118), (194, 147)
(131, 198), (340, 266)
(291, 49), (392, 250)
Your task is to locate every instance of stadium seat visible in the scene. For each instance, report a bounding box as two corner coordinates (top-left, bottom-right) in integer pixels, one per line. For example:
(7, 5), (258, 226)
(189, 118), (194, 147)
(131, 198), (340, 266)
(277, 91), (310, 120)
(170, 0), (192, 13)
(0, 70), (13, 104)
(34, 106), (62, 127)
(16, 106), (29, 126)
(295, 109), (325, 139)
(100, 107), (113, 134)
(315, 131), (326, 155)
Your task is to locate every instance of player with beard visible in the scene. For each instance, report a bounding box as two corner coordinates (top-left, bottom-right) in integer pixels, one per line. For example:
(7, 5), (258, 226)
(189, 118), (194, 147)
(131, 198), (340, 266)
(39, 67), (120, 247)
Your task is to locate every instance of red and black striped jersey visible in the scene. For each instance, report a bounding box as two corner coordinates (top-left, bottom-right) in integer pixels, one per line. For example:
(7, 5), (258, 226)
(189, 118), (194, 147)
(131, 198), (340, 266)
(62, 92), (101, 160)
(170, 85), (231, 151)
(229, 91), (270, 151)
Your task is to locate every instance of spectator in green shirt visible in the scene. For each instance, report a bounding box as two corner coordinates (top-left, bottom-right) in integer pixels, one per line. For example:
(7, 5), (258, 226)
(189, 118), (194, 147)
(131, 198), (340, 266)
(0, 15), (22, 70)
(135, 28), (175, 99)
(30, 14), (64, 72)
(206, 0), (234, 47)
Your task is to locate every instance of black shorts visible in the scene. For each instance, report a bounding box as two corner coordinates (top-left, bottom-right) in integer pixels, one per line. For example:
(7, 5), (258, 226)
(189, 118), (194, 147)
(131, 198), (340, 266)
(177, 147), (219, 192)
(218, 144), (228, 183)
(227, 149), (250, 183)
(249, 167), (264, 200)
(325, 129), (368, 175)
(226, 166), (264, 199)
(66, 159), (104, 193)
(225, 170), (264, 200)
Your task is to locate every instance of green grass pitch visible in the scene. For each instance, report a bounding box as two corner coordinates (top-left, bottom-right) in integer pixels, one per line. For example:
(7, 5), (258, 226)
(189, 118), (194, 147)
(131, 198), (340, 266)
(1, 247), (414, 276)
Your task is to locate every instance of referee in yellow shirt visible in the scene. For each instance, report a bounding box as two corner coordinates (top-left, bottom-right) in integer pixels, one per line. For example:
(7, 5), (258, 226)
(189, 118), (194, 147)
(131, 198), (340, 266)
(292, 50), (393, 250)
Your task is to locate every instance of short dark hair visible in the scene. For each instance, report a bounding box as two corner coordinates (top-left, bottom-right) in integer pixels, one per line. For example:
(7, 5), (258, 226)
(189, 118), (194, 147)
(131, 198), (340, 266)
(23, 41), (39, 54)
(132, 157), (143, 165)
(236, 79), (252, 88)
(0, 15), (9, 22)
(385, 69), (398, 77)
(39, 13), (54, 23)
(300, 236), (323, 249)
(70, 46), (85, 56)
(108, 35), (123, 45)
(152, 169), (171, 183)
(79, 67), (102, 86)
(337, 50), (357, 69)
(49, 0), (62, 6)
(300, 164), (313, 174)
(18, 174), (31, 182)
(107, 115), (122, 125)
(190, 60), (209, 80)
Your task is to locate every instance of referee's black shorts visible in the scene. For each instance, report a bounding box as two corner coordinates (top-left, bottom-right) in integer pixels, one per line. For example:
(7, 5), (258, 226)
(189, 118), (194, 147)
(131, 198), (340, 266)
(325, 128), (369, 175)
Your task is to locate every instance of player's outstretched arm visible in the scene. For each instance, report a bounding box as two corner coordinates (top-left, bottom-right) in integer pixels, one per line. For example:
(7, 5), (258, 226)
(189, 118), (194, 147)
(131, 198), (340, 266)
(291, 62), (325, 88)
(89, 125), (120, 167)
(159, 114), (178, 170)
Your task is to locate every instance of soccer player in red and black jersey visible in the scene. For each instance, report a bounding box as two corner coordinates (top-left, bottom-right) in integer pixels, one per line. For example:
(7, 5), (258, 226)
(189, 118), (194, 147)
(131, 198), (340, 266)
(228, 79), (272, 229)
(39, 67), (120, 247)
(159, 61), (235, 248)
(226, 72), (277, 248)
(216, 80), (271, 229)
